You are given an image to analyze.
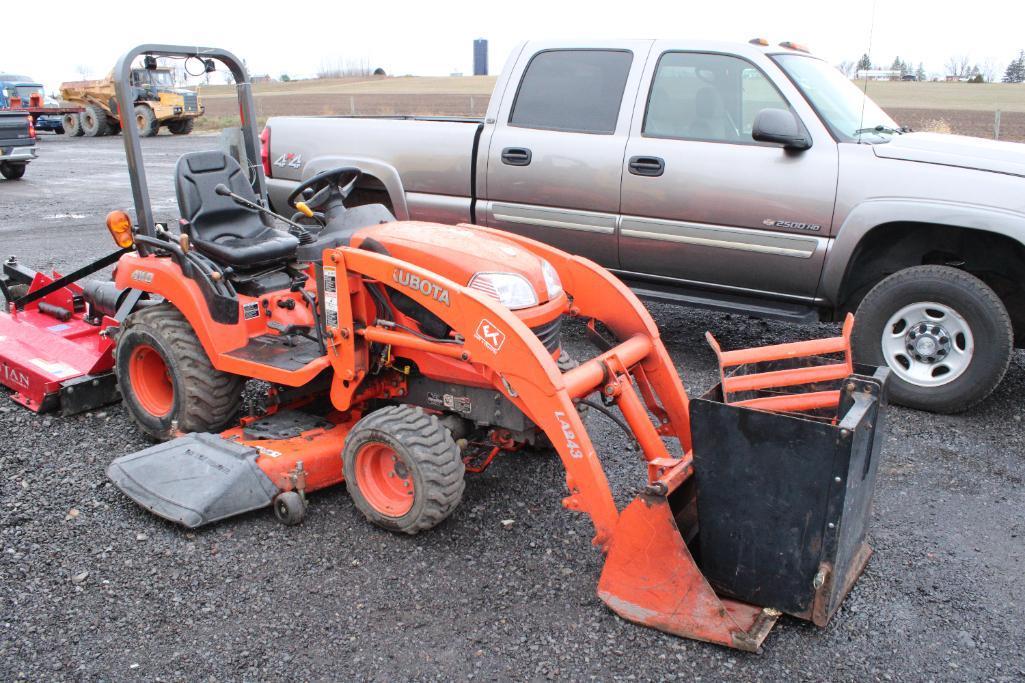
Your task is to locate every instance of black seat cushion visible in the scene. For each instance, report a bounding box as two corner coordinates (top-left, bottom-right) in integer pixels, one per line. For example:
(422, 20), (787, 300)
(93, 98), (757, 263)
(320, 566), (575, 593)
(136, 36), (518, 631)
(175, 151), (298, 268)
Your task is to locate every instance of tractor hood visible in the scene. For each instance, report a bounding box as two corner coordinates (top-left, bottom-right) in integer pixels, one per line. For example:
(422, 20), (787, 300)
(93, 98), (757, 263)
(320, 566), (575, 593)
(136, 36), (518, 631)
(354, 221), (552, 303)
(873, 132), (1025, 178)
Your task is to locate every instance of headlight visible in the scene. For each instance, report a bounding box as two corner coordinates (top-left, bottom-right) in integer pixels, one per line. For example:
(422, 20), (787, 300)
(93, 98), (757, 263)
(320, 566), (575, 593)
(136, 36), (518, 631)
(468, 272), (538, 310)
(540, 259), (563, 300)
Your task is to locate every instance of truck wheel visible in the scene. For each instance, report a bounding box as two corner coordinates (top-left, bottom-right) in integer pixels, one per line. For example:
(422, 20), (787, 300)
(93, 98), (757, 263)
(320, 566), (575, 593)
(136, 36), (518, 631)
(63, 113), (84, 137)
(107, 119), (121, 136)
(81, 105), (110, 137)
(342, 405), (465, 535)
(0, 162), (26, 180)
(852, 265), (1012, 413)
(134, 105), (159, 138)
(167, 119), (195, 135)
(115, 304), (244, 440)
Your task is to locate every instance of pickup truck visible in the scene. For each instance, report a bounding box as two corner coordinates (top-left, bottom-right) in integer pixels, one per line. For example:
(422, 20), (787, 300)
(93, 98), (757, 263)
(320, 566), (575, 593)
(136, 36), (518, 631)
(262, 39), (1025, 413)
(0, 110), (36, 179)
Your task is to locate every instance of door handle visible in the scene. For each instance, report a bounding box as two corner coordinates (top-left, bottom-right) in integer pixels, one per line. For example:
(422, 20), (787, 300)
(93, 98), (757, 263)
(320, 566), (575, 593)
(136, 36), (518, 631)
(628, 156), (665, 177)
(501, 147), (532, 166)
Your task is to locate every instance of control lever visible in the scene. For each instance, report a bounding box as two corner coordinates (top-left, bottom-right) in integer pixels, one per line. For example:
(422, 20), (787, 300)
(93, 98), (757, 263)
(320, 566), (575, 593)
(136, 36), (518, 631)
(214, 184), (313, 244)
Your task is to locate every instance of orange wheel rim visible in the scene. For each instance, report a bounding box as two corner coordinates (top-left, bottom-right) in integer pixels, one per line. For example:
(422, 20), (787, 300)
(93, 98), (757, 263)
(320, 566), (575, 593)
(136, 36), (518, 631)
(128, 344), (174, 416)
(355, 442), (414, 516)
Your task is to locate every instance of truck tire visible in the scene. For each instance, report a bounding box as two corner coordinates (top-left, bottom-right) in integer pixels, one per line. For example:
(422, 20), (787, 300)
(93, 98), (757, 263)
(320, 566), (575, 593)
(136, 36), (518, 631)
(81, 105), (110, 137)
(342, 405), (465, 535)
(167, 118), (195, 135)
(63, 113), (84, 137)
(852, 265), (1012, 413)
(0, 162), (26, 180)
(107, 118), (121, 135)
(115, 304), (244, 440)
(134, 105), (159, 138)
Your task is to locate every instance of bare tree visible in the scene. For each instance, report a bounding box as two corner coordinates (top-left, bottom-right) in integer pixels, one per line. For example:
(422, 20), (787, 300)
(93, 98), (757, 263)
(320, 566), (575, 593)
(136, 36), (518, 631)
(837, 60), (856, 78)
(980, 58), (999, 83)
(317, 57), (373, 79)
(944, 55), (972, 79)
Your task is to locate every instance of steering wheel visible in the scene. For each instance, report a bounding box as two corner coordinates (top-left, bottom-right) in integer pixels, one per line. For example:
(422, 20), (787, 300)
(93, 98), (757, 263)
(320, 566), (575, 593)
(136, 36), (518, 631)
(286, 167), (363, 217)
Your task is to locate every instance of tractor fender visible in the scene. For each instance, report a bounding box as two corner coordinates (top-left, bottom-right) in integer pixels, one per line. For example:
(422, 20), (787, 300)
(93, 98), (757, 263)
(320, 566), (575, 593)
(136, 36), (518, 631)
(113, 254), (248, 361)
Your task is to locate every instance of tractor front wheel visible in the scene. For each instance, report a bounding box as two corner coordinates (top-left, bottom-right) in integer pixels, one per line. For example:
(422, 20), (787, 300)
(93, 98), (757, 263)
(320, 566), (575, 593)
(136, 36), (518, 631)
(342, 405), (465, 534)
(167, 118), (195, 135)
(115, 304), (244, 440)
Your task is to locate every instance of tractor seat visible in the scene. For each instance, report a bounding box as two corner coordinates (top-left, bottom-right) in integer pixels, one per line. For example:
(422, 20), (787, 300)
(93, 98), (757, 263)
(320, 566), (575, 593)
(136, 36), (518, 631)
(175, 151), (298, 268)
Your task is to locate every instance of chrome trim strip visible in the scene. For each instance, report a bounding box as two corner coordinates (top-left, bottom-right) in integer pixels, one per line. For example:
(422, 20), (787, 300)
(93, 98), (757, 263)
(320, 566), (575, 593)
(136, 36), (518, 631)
(491, 202), (617, 234)
(620, 217), (819, 259)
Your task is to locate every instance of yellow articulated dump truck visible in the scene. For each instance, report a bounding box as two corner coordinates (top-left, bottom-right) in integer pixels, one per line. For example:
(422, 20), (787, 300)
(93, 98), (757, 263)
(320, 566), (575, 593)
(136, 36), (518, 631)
(60, 66), (203, 138)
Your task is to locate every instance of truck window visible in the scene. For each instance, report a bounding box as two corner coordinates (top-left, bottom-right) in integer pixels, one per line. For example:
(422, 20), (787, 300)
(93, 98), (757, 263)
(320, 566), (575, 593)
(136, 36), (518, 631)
(643, 52), (789, 143)
(509, 50), (632, 134)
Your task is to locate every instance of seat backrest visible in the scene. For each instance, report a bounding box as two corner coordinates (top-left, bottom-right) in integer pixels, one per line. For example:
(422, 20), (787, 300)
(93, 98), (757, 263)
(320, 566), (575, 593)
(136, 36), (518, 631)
(175, 151), (268, 242)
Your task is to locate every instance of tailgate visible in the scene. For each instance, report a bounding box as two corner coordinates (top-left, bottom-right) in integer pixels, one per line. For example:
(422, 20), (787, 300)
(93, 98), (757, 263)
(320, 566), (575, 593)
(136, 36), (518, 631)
(0, 113), (32, 145)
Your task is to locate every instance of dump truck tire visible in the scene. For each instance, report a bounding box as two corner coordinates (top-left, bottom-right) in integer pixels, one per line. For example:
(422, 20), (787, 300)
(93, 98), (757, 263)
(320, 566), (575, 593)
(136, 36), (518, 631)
(115, 304), (244, 440)
(0, 162), (26, 180)
(343, 405), (465, 534)
(134, 105), (159, 138)
(81, 105), (110, 137)
(167, 118), (195, 135)
(107, 118), (121, 135)
(852, 265), (1012, 414)
(63, 113), (84, 137)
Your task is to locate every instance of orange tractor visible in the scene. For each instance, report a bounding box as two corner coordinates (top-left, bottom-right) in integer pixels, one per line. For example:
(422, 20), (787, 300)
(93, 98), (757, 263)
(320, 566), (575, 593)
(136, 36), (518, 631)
(8, 46), (890, 652)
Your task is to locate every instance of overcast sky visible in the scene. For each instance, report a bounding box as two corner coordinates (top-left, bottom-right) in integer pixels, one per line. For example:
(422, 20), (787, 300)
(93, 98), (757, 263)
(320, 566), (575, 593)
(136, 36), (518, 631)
(5, 0), (1023, 91)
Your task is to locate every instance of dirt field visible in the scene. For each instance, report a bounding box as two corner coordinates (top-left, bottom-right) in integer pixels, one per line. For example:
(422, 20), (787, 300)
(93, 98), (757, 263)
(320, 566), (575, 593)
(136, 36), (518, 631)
(197, 76), (1025, 141)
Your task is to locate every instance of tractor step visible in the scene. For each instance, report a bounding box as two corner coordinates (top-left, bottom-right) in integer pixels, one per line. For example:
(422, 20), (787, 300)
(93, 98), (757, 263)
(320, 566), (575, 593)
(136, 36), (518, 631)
(225, 334), (322, 371)
(106, 432), (279, 528)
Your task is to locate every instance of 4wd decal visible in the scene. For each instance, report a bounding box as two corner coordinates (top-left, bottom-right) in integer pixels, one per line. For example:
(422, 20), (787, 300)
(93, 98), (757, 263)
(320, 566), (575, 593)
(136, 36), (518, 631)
(393, 269), (450, 306)
(130, 270), (154, 284)
(554, 410), (584, 459)
(273, 152), (302, 169)
(474, 319), (506, 354)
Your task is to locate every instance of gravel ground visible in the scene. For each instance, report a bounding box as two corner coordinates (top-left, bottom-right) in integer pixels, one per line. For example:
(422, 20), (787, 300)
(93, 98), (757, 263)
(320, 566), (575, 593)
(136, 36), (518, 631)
(1, 133), (1023, 682)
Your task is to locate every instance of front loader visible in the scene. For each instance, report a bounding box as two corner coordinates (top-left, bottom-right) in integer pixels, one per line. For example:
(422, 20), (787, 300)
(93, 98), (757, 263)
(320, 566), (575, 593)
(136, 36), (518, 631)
(7, 45), (890, 652)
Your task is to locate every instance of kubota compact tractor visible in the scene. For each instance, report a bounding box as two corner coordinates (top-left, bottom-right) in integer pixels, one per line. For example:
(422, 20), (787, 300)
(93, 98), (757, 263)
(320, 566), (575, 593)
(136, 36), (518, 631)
(0, 46), (890, 652)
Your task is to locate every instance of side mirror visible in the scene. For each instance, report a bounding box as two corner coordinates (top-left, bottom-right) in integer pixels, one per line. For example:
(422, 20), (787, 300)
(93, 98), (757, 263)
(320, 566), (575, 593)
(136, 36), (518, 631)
(752, 108), (811, 150)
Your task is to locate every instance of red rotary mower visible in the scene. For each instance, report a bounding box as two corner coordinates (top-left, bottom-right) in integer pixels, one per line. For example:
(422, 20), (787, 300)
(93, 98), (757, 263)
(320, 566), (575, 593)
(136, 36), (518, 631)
(1, 45), (890, 653)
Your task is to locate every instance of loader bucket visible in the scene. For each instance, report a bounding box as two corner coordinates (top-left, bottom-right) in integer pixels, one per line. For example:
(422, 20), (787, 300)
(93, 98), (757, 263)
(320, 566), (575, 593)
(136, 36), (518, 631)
(598, 481), (780, 651)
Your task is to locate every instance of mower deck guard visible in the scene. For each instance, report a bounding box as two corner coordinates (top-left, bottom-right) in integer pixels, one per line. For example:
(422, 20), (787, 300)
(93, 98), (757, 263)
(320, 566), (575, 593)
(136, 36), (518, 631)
(107, 432), (279, 527)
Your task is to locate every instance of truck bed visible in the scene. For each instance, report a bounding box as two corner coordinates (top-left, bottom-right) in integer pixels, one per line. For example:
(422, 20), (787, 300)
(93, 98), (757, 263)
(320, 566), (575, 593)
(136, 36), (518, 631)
(264, 115), (483, 223)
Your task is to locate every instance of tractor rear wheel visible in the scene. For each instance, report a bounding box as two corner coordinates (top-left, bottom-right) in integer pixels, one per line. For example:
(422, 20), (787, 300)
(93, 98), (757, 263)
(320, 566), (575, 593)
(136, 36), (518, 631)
(342, 405), (465, 534)
(134, 105), (159, 138)
(167, 118), (195, 135)
(115, 304), (244, 440)
(63, 113), (84, 137)
(81, 105), (110, 137)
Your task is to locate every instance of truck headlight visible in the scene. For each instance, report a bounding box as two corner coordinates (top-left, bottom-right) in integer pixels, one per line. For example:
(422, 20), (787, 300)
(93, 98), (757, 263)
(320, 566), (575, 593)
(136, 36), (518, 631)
(540, 259), (563, 300)
(468, 272), (538, 310)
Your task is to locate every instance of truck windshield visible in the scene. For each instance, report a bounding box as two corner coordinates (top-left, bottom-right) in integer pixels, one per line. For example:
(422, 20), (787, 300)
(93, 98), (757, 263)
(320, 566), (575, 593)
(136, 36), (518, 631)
(773, 54), (899, 142)
(134, 70), (174, 87)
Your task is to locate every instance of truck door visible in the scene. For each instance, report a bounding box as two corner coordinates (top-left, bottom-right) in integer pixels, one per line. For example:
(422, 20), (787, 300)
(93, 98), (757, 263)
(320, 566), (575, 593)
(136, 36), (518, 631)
(481, 42), (651, 268)
(618, 45), (838, 301)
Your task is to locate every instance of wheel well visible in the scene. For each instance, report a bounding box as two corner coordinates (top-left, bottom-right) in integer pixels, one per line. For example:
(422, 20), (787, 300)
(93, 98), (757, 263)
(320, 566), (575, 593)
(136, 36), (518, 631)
(346, 173), (394, 214)
(838, 222), (1025, 345)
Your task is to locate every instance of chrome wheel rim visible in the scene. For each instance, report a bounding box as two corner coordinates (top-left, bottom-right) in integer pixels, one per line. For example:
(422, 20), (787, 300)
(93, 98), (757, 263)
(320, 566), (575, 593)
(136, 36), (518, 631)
(881, 301), (973, 387)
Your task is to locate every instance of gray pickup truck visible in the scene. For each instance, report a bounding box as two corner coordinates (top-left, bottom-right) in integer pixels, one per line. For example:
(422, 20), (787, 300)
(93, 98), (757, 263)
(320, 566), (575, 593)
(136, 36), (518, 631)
(263, 39), (1025, 413)
(0, 111), (35, 180)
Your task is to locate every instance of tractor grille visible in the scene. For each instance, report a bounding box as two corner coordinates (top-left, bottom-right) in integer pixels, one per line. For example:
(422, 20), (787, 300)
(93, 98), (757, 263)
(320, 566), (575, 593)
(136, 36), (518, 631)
(531, 315), (563, 354)
(182, 92), (199, 113)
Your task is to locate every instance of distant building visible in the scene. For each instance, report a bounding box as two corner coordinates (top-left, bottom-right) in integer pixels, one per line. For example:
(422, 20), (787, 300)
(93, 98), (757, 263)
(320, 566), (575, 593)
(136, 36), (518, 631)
(856, 69), (902, 81)
(251, 74), (273, 83)
(473, 39), (488, 76)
